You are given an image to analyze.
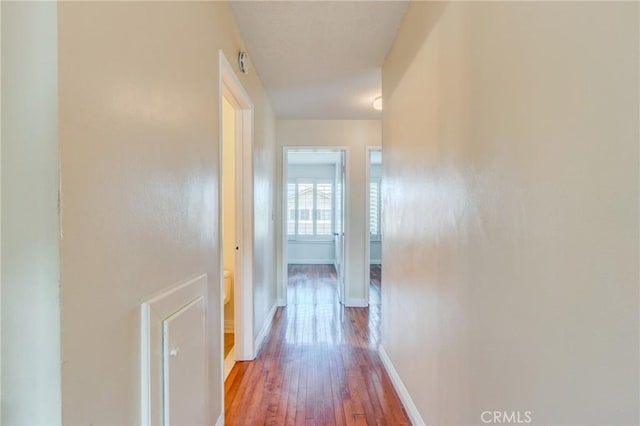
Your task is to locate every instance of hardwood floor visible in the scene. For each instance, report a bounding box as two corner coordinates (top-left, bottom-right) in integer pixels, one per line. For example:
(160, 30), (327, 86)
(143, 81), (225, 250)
(287, 264), (339, 305)
(224, 264), (410, 425)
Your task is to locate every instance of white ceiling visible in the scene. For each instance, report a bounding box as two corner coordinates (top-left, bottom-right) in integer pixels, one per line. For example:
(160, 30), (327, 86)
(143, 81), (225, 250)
(229, 1), (408, 119)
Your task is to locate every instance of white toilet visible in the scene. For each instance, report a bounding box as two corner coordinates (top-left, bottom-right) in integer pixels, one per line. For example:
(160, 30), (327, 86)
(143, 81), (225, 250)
(223, 270), (232, 305)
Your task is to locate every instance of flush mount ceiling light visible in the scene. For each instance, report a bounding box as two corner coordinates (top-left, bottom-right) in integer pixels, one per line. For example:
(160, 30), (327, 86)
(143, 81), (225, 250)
(372, 96), (383, 111)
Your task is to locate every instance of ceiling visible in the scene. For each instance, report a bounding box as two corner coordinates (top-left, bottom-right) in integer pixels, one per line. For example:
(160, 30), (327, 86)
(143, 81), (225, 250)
(229, 1), (408, 119)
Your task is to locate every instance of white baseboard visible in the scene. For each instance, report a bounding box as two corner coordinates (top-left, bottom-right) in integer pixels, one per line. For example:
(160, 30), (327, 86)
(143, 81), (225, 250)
(378, 345), (425, 426)
(254, 303), (277, 357)
(214, 413), (223, 426)
(224, 319), (234, 333)
(287, 259), (335, 264)
(345, 298), (368, 307)
(277, 298), (286, 307)
(370, 260), (382, 265)
(223, 346), (235, 381)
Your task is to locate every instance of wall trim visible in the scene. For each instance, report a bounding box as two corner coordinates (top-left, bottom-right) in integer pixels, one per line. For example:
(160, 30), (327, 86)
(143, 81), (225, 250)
(370, 259), (382, 265)
(378, 345), (425, 426)
(140, 274), (208, 426)
(214, 414), (223, 426)
(254, 303), (277, 357)
(288, 259), (335, 265)
(277, 298), (286, 307)
(345, 298), (368, 308)
(223, 347), (235, 381)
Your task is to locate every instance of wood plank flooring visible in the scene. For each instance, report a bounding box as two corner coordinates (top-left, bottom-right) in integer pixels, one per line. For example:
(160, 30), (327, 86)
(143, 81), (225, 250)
(224, 264), (410, 425)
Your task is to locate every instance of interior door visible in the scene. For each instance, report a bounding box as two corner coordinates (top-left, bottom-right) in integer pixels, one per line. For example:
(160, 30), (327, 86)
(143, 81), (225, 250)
(334, 152), (346, 302)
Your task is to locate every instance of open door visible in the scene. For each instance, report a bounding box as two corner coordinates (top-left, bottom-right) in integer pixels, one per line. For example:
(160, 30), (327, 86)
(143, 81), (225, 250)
(334, 151), (346, 303)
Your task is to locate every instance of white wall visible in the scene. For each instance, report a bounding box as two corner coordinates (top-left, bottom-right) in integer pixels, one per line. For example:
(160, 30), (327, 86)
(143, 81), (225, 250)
(287, 241), (334, 264)
(1, 2), (61, 423)
(382, 2), (639, 425)
(57, 2), (276, 424)
(276, 120), (381, 306)
(288, 163), (336, 180)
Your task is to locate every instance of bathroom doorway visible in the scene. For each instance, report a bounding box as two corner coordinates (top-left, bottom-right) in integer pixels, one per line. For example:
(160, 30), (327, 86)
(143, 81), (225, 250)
(366, 147), (382, 305)
(219, 51), (255, 387)
(221, 93), (238, 379)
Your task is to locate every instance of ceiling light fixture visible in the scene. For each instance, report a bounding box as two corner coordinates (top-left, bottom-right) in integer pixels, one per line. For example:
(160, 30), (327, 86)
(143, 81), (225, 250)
(372, 96), (383, 111)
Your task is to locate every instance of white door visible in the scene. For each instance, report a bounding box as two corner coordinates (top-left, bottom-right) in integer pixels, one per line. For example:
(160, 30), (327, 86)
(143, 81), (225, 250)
(334, 152), (346, 302)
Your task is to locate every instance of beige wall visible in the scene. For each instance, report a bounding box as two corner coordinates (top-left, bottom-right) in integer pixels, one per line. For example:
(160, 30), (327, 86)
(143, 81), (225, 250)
(1, 1), (61, 423)
(382, 2), (639, 425)
(58, 2), (275, 424)
(252, 79), (277, 341)
(276, 120), (381, 305)
(1, 3), (3, 418)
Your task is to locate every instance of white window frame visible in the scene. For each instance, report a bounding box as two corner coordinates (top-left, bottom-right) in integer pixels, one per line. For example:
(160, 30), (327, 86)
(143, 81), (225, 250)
(287, 178), (334, 241)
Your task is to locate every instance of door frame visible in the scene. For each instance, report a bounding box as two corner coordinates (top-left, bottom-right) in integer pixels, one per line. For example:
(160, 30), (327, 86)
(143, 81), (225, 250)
(281, 147), (350, 306)
(218, 51), (255, 373)
(364, 146), (382, 304)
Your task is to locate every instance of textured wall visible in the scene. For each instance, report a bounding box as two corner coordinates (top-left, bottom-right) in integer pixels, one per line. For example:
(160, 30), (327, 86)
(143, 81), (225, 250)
(1, 2), (61, 423)
(58, 2), (275, 423)
(382, 2), (639, 424)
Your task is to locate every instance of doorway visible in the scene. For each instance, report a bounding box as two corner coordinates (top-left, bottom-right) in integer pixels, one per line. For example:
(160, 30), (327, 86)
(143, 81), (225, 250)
(366, 147), (382, 305)
(282, 148), (348, 305)
(219, 51), (255, 388)
(221, 94), (238, 379)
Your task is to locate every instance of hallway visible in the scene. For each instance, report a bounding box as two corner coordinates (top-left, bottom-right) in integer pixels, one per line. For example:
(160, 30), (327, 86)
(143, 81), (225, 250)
(224, 265), (410, 425)
(3, 2), (638, 425)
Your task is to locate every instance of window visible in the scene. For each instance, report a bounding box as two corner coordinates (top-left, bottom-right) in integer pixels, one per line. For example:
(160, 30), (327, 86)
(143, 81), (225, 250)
(370, 179), (381, 240)
(287, 183), (296, 235)
(287, 180), (333, 239)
